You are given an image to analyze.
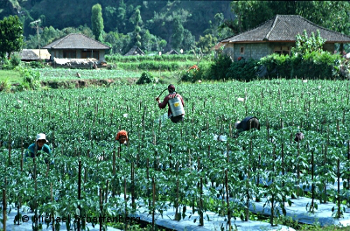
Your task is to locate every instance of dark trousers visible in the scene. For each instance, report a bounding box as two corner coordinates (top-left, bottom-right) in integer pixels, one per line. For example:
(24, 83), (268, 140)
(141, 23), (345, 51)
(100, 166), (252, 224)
(170, 115), (184, 123)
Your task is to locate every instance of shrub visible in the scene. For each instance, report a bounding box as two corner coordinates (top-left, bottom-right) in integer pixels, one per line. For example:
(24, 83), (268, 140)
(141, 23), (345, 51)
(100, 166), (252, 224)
(226, 59), (259, 81)
(208, 54), (232, 80)
(18, 67), (41, 90)
(136, 72), (154, 84)
(0, 78), (11, 92)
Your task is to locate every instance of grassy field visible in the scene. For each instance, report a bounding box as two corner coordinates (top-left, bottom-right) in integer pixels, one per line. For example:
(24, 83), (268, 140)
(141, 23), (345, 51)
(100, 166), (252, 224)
(0, 69), (21, 84)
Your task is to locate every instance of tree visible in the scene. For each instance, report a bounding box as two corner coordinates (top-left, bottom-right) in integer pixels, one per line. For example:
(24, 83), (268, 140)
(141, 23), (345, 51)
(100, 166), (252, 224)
(0, 15), (24, 59)
(182, 29), (195, 51)
(196, 34), (217, 54)
(91, 3), (104, 42)
(132, 8), (142, 48)
(171, 17), (184, 50)
(291, 30), (326, 56)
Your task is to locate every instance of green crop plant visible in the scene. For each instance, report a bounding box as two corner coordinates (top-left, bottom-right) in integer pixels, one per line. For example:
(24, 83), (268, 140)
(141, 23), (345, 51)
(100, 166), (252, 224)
(1, 79), (350, 230)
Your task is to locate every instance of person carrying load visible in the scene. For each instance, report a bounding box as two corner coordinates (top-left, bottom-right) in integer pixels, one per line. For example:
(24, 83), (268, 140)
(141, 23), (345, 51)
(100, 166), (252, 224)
(235, 116), (260, 132)
(156, 84), (185, 123)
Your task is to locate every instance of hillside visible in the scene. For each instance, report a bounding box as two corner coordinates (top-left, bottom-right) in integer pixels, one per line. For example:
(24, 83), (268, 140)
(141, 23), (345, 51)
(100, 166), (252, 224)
(2, 0), (234, 42)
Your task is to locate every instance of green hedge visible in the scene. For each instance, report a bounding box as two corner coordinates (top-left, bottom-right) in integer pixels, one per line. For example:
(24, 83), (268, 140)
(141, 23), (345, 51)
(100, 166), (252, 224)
(181, 52), (349, 82)
(105, 54), (210, 63)
(258, 52), (345, 80)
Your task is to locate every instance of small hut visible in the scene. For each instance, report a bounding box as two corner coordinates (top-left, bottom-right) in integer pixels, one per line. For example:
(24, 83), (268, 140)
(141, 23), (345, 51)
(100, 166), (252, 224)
(124, 46), (145, 56)
(166, 49), (179, 55)
(20, 49), (51, 62)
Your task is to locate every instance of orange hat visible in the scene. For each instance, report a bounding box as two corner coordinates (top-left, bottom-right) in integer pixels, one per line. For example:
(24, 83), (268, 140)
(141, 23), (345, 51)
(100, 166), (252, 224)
(116, 130), (128, 141)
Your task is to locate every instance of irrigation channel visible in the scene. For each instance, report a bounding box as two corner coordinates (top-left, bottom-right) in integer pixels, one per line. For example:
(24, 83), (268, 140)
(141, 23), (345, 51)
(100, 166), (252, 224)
(1, 79), (350, 230)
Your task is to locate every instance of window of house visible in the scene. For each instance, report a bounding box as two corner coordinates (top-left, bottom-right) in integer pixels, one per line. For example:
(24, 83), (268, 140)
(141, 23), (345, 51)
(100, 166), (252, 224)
(240, 47), (245, 54)
(63, 50), (76, 58)
(82, 50), (99, 59)
(274, 46), (290, 55)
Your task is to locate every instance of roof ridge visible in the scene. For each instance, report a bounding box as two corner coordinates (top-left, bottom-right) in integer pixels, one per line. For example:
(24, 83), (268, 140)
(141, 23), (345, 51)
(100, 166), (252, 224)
(264, 15), (279, 40)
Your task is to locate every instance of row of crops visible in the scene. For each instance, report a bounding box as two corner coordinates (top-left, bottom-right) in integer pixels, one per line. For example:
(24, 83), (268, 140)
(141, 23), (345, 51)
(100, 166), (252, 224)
(1, 79), (350, 230)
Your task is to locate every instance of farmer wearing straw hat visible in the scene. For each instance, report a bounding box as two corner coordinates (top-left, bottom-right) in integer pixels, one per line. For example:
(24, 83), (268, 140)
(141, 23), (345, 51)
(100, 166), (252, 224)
(156, 84), (185, 123)
(116, 130), (128, 145)
(26, 133), (51, 159)
(235, 116), (260, 133)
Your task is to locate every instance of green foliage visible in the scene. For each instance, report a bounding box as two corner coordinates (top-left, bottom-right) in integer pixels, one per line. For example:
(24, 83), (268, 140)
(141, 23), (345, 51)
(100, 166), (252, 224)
(133, 9), (142, 48)
(226, 59), (259, 81)
(0, 80), (350, 230)
(207, 54), (232, 80)
(136, 72), (154, 84)
(181, 62), (211, 82)
(0, 78), (11, 92)
(258, 52), (343, 79)
(196, 34), (217, 54)
(0, 15), (24, 59)
(0, 52), (21, 70)
(171, 17), (184, 50)
(291, 30), (326, 56)
(10, 52), (22, 67)
(18, 67), (41, 90)
(91, 3), (104, 42)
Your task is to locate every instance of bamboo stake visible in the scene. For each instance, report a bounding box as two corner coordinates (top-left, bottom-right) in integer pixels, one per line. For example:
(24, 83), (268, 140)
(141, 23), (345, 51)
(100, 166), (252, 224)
(3, 178), (7, 231)
(77, 160), (82, 231)
(112, 150), (116, 197)
(310, 150), (315, 212)
(347, 140), (350, 190)
(198, 157), (204, 226)
(175, 162), (181, 221)
(124, 178), (128, 230)
(225, 148), (231, 231)
(337, 158), (341, 218)
(8, 129), (11, 166)
(152, 176), (156, 229)
(131, 162), (136, 211)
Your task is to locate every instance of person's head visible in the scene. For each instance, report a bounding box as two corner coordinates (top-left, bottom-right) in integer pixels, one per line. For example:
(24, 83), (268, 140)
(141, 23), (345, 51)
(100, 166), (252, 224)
(168, 84), (175, 93)
(234, 121), (241, 129)
(294, 132), (304, 142)
(116, 130), (128, 144)
(36, 133), (48, 148)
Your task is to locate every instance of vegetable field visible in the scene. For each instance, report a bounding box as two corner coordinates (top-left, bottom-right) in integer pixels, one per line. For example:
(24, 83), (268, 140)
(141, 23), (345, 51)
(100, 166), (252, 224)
(1, 79), (350, 230)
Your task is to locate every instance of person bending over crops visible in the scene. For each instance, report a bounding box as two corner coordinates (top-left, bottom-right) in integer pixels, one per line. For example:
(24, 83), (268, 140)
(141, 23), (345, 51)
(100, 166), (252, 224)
(156, 84), (185, 123)
(235, 116), (260, 132)
(25, 133), (51, 163)
(294, 132), (304, 142)
(116, 130), (128, 145)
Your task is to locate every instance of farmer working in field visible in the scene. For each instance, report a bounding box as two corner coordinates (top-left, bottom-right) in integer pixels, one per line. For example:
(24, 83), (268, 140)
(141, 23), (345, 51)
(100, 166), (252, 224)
(116, 130), (128, 145)
(156, 84), (185, 123)
(25, 133), (51, 163)
(294, 132), (304, 142)
(235, 116), (260, 133)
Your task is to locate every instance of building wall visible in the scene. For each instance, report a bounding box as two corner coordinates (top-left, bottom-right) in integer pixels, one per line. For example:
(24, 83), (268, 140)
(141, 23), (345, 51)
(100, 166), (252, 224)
(50, 49), (106, 61)
(223, 42), (336, 61)
(223, 42), (296, 61)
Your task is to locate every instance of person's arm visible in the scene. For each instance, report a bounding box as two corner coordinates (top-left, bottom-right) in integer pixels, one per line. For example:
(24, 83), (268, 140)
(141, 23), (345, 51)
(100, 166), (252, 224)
(43, 144), (53, 164)
(180, 95), (185, 107)
(157, 95), (169, 109)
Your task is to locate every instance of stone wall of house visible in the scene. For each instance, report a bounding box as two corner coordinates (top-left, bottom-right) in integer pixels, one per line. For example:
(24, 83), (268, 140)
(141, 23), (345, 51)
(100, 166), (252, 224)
(223, 42), (337, 61)
(223, 43), (274, 61)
